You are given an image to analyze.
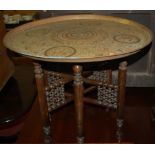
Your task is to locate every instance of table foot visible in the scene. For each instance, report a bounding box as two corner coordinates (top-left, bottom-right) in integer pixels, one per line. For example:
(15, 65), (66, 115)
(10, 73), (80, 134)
(77, 136), (84, 144)
(43, 125), (52, 144)
(116, 118), (124, 143)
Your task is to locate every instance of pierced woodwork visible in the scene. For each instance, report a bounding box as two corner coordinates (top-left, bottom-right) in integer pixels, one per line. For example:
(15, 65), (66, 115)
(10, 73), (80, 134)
(45, 71), (65, 112)
(86, 69), (118, 109)
(88, 70), (109, 83)
(97, 84), (118, 109)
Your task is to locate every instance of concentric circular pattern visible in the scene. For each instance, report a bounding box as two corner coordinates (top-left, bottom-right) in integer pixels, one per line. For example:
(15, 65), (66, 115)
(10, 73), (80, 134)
(59, 29), (95, 40)
(113, 34), (140, 44)
(44, 46), (76, 57)
(55, 27), (108, 44)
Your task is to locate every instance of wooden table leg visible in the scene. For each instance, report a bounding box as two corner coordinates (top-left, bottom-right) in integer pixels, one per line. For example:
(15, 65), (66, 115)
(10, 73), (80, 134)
(117, 61), (127, 143)
(73, 65), (84, 144)
(33, 62), (52, 143)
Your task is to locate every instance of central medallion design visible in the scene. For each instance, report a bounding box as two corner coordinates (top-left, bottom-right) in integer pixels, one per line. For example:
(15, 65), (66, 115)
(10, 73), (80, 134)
(113, 34), (140, 44)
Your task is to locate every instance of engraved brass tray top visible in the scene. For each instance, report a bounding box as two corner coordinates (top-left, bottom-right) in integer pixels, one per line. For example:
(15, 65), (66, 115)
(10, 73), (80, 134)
(3, 14), (153, 62)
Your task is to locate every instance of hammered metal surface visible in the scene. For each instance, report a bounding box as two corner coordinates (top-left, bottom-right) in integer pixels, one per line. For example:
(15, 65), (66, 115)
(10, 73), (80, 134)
(4, 15), (153, 62)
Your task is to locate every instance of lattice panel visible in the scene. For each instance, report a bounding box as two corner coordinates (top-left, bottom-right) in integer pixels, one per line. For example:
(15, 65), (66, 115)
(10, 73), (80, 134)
(45, 71), (65, 111)
(97, 84), (118, 109)
(88, 70), (109, 82)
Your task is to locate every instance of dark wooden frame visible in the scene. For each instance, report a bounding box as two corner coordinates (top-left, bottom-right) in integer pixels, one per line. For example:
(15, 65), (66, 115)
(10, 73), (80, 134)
(33, 61), (127, 143)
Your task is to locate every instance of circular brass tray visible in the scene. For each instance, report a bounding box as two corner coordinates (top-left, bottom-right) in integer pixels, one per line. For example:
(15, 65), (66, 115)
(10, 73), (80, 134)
(3, 14), (153, 62)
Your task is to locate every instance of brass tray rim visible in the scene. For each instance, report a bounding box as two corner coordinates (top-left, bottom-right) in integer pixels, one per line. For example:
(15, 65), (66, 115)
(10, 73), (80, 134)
(3, 14), (153, 63)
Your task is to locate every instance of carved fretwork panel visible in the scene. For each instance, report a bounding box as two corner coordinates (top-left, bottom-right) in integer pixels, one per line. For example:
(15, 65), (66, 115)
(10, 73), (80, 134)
(45, 71), (65, 112)
(88, 71), (109, 83)
(97, 84), (118, 109)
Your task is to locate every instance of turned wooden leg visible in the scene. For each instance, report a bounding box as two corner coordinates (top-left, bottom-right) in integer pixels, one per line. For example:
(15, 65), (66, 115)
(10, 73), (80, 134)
(117, 61), (127, 143)
(73, 65), (84, 144)
(33, 62), (52, 143)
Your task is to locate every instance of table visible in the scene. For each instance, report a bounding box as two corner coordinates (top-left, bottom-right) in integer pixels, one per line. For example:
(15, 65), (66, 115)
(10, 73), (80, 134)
(3, 14), (153, 143)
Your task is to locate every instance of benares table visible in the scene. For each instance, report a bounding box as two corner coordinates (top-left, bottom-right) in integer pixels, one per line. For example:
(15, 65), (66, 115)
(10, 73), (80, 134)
(3, 14), (153, 144)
